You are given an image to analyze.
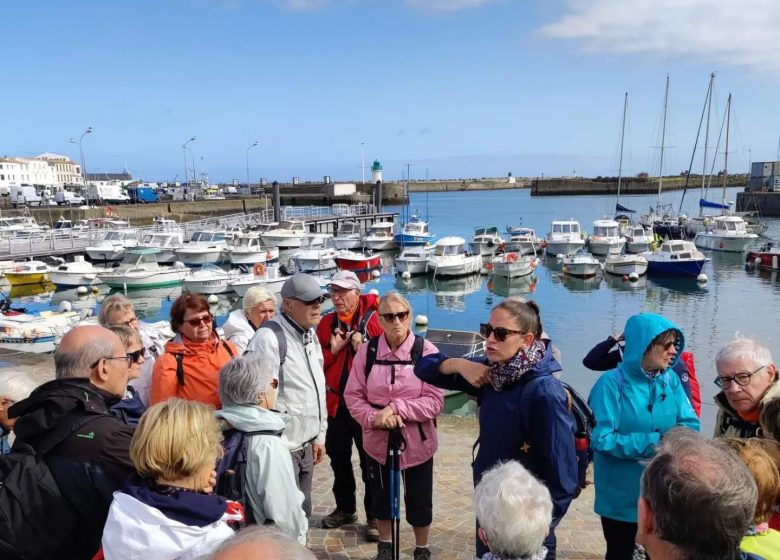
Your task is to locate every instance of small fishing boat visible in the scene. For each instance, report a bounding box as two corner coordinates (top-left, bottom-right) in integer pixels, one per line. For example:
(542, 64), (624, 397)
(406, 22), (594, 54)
(228, 264), (287, 297)
(505, 227), (543, 255)
(49, 256), (107, 287)
(99, 248), (190, 289)
(545, 220), (586, 256)
(623, 224), (654, 254)
(694, 215), (757, 253)
(85, 229), (139, 261)
(561, 249), (602, 279)
(395, 245), (433, 276)
(490, 252), (539, 279)
(4, 261), (50, 286)
(427, 237), (482, 278)
(333, 221), (363, 250)
(136, 230), (185, 264)
(292, 235), (337, 272)
(423, 328), (485, 415)
(588, 219), (625, 256)
(260, 219), (309, 249)
(224, 233), (279, 265)
(335, 250), (381, 272)
(362, 221), (397, 251)
(747, 241), (780, 270)
(394, 216), (435, 248)
(644, 240), (709, 277)
(0, 303), (82, 353)
(469, 226), (503, 257)
(182, 264), (245, 295)
(174, 230), (230, 266)
(604, 254), (648, 277)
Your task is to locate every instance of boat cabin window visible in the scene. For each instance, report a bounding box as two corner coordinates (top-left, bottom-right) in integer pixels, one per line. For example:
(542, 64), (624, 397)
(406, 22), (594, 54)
(562, 224), (571, 234)
(212, 233), (227, 242)
(679, 252), (692, 259)
(670, 243), (685, 252)
(661, 243), (671, 251)
(124, 252), (158, 266)
(553, 224), (562, 233)
(571, 224), (579, 233)
(595, 226), (618, 237)
(435, 243), (464, 256)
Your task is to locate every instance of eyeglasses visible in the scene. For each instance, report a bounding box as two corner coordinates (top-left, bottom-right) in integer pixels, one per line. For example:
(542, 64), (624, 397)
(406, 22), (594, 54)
(380, 311), (410, 323)
(184, 314), (213, 327)
(480, 323), (525, 342)
(90, 355), (132, 369)
(714, 365), (766, 389)
(127, 348), (146, 363)
(113, 316), (139, 327)
(296, 295), (328, 306)
(329, 287), (355, 297)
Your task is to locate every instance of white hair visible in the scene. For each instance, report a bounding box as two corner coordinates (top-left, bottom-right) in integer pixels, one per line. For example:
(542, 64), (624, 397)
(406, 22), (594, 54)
(210, 524), (315, 559)
(716, 335), (774, 371)
(218, 356), (276, 406)
(242, 286), (275, 314)
(0, 373), (39, 403)
(474, 461), (552, 558)
(98, 293), (134, 326)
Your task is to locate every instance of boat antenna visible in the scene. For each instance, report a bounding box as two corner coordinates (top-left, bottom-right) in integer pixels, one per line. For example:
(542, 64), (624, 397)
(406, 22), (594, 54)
(615, 92), (628, 215)
(678, 73), (715, 216)
(722, 93), (731, 211)
(655, 75), (670, 213)
(699, 73), (715, 217)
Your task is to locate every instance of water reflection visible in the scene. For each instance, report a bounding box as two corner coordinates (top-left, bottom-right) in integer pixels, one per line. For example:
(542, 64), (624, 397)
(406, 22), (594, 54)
(487, 275), (539, 297)
(394, 274), (484, 311)
(560, 274), (602, 293)
(603, 273), (647, 291)
(7, 283), (56, 299)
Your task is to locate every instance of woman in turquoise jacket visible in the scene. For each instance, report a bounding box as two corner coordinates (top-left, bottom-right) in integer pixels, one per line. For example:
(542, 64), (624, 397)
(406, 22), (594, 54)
(588, 313), (700, 560)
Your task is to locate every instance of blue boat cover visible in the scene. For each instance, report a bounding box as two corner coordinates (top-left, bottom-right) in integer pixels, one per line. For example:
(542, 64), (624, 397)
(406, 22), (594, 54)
(699, 198), (729, 209)
(615, 203), (636, 213)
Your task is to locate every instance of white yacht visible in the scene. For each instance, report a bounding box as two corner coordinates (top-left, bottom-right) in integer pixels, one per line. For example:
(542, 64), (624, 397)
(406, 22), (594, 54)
(174, 230), (230, 266)
(505, 227), (542, 255)
(561, 249), (602, 278)
(136, 230), (185, 264)
(183, 264), (246, 295)
(604, 254), (648, 277)
(545, 220), (586, 256)
(228, 264), (286, 297)
(427, 237), (482, 278)
(469, 226), (503, 257)
(85, 229), (139, 261)
(49, 256), (108, 287)
(588, 220), (625, 256)
(260, 219), (309, 249)
(99, 248), (190, 289)
(224, 233), (280, 265)
(333, 221), (363, 250)
(292, 235), (337, 272)
(362, 221), (397, 251)
(396, 245), (434, 276)
(694, 215), (757, 253)
(490, 252), (539, 279)
(623, 224), (654, 254)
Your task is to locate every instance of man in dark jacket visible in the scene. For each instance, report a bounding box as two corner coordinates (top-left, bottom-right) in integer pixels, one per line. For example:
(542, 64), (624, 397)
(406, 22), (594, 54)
(315, 270), (383, 540)
(10, 325), (135, 560)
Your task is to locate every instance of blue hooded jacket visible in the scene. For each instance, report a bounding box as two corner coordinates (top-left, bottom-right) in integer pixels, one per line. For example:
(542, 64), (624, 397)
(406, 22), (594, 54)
(588, 313), (700, 523)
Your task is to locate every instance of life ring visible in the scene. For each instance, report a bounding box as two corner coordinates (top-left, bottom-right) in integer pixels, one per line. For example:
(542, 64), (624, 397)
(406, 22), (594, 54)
(485, 262), (493, 271)
(253, 263), (266, 276)
(506, 253), (518, 263)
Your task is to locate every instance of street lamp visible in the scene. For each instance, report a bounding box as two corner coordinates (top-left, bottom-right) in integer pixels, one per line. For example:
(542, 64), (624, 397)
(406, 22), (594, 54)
(69, 126), (93, 206)
(182, 136), (196, 186)
(246, 141), (259, 190)
(361, 142), (366, 184)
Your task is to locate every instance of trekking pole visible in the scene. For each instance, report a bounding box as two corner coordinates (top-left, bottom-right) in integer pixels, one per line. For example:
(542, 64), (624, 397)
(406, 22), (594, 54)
(388, 427), (405, 560)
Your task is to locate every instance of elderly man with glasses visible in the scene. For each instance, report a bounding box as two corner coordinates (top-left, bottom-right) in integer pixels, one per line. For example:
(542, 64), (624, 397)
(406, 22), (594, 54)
(245, 273), (328, 519)
(715, 336), (780, 438)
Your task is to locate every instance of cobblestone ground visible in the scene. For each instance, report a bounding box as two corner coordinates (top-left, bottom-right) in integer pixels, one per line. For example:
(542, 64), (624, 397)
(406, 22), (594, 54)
(309, 415), (605, 560)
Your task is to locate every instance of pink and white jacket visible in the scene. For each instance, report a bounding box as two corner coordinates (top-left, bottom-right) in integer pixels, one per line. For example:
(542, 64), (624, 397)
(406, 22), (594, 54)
(344, 333), (444, 469)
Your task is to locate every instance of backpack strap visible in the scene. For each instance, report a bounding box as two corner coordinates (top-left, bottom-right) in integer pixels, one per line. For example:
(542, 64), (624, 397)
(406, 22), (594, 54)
(222, 340), (235, 358)
(356, 309), (376, 337)
(259, 321), (287, 390)
(364, 336), (380, 379)
(364, 335), (424, 379)
(175, 353), (185, 386)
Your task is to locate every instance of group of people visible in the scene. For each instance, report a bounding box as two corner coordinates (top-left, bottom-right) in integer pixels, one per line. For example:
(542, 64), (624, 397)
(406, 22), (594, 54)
(1, 268), (779, 560)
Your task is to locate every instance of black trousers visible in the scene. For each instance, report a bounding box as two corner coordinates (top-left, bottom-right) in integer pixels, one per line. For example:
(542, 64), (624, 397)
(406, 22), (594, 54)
(601, 517), (640, 560)
(368, 455), (434, 527)
(325, 403), (374, 519)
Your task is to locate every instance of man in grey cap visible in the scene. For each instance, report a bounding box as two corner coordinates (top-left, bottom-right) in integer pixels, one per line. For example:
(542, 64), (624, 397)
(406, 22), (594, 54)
(245, 273), (328, 518)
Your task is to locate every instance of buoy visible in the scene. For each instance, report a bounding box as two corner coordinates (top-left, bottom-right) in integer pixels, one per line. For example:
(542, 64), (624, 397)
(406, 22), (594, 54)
(556, 254), (565, 260)
(629, 272), (639, 282)
(76, 286), (88, 295)
(415, 314), (428, 326)
(368, 288), (379, 296)
(91, 286), (100, 293)
(401, 271), (411, 280)
(59, 301), (72, 313)
(371, 269), (381, 278)
(697, 273), (708, 283)
(755, 257), (762, 265)
(207, 294), (219, 304)
(621, 275), (629, 282)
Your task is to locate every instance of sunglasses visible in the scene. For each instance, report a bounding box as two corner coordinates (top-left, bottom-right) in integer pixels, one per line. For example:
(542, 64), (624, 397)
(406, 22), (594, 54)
(480, 323), (525, 342)
(114, 316), (139, 327)
(296, 295), (328, 306)
(655, 340), (676, 351)
(380, 311), (410, 322)
(90, 355), (133, 369)
(127, 348), (146, 364)
(184, 314), (213, 327)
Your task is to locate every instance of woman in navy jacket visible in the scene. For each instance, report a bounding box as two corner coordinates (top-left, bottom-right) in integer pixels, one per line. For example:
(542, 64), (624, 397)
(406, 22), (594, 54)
(414, 299), (577, 560)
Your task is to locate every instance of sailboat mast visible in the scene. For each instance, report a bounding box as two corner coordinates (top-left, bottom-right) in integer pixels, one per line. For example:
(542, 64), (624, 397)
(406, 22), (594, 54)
(616, 92), (628, 212)
(656, 75), (669, 210)
(700, 73), (715, 215)
(722, 94), (731, 209)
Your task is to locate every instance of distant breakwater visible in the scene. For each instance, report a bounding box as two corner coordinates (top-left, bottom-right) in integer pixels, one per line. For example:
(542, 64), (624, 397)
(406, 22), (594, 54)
(531, 175), (748, 197)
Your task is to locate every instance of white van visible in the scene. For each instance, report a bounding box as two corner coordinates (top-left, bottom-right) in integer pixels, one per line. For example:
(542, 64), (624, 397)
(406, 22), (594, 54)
(55, 191), (85, 205)
(10, 185), (42, 207)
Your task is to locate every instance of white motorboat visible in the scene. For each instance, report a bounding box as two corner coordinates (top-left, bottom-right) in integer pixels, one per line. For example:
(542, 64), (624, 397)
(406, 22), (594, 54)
(428, 237), (482, 278)
(3, 261), (50, 286)
(588, 220), (625, 256)
(0, 305), (82, 354)
(604, 254), (648, 277)
(362, 221), (397, 251)
(561, 249), (602, 278)
(545, 220), (586, 256)
(0, 216), (47, 239)
(99, 248), (190, 289)
(333, 221), (363, 250)
(469, 226), (503, 257)
(174, 230), (230, 266)
(395, 246), (434, 276)
(49, 255), (107, 287)
(136, 230), (185, 264)
(623, 224), (654, 254)
(694, 215), (758, 253)
(85, 229), (139, 261)
(505, 227), (543, 255)
(490, 252), (539, 278)
(260, 219), (308, 249)
(292, 235), (337, 272)
(152, 216), (181, 232)
(182, 264), (245, 295)
(394, 217), (436, 248)
(228, 264), (287, 297)
(644, 240), (709, 277)
(224, 233), (280, 265)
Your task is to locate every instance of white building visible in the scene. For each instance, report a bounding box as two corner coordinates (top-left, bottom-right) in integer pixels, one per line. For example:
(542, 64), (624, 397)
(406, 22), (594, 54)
(0, 153), (83, 195)
(37, 153), (84, 187)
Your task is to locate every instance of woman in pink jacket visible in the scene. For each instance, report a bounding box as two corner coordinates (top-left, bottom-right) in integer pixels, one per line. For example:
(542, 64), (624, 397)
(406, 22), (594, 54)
(345, 291), (444, 560)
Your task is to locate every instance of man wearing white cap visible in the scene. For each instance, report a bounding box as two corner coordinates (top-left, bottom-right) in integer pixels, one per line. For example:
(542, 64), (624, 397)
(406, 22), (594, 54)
(245, 273), (328, 518)
(315, 270), (383, 540)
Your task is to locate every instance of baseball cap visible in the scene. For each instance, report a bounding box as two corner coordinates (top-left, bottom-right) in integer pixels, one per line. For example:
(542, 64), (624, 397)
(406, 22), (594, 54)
(280, 273), (324, 301)
(328, 270), (361, 290)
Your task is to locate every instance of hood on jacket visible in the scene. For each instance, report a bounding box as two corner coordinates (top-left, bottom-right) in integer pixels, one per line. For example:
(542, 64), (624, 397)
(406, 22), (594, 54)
(122, 474), (227, 527)
(163, 332), (224, 356)
(222, 309), (255, 340)
(216, 404), (287, 434)
(621, 313), (684, 380)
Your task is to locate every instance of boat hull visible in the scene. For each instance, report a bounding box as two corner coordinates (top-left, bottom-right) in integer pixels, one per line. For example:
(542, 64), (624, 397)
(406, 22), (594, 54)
(335, 255), (381, 271)
(86, 247), (126, 261)
(229, 276), (286, 297)
(562, 264), (601, 278)
(545, 240), (585, 256)
(429, 256), (482, 278)
(333, 236), (363, 250)
(182, 278), (236, 295)
(49, 272), (102, 287)
(173, 248), (225, 266)
(363, 238), (397, 251)
(646, 259), (706, 277)
(491, 259), (537, 278)
(396, 259), (428, 275)
(694, 233), (755, 252)
(100, 271), (189, 289)
(226, 247), (279, 265)
(260, 234), (304, 249)
(604, 259), (648, 277)
(4, 272), (49, 286)
(394, 234), (435, 248)
(293, 256), (337, 272)
(747, 251), (780, 270)
(589, 239), (625, 256)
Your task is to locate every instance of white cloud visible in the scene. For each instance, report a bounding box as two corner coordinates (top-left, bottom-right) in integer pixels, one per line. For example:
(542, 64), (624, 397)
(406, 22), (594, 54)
(274, 0), (329, 10)
(405, 0), (500, 11)
(539, 0), (780, 73)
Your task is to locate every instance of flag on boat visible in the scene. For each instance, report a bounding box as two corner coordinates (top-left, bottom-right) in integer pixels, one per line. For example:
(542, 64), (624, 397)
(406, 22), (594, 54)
(698, 198), (730, 210)
(615, 203), (636, 213)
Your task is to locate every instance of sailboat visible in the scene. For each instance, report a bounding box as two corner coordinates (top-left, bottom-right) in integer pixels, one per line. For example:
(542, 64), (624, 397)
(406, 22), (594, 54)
(394, 168), (436, 247)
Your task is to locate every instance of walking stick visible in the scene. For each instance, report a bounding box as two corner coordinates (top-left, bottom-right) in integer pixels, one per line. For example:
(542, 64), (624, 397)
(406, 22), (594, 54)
(388, 427), (406, 560)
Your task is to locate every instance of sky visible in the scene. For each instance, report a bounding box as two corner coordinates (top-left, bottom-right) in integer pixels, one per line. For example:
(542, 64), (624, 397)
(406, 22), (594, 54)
(3, 0), (780, 183)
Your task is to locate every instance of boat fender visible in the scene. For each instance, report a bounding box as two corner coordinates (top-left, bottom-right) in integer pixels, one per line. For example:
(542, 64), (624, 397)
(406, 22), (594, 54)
(401, 271), (411, 280)
(266, 251), (274, 262)
(628, 272), (639, 282)
(371, 269), (381, 279)
(697, 273), (708, 284)
(531, 259), (538, 268)
(485, 263), (493, 271)
(253, 262), (267, 277)
(719, 242), (724, 249)
(622, 275), (629, 282)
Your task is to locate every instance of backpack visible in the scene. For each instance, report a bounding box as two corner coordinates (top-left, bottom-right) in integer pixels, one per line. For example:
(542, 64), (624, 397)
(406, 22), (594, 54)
(363, 334), (425, 380)
(331, 309), (376, 340)
(174, 339), (235, 386)
(215, 427), (283, 526)
(0, 417), (99, 559)
(258, 321), (287, 389)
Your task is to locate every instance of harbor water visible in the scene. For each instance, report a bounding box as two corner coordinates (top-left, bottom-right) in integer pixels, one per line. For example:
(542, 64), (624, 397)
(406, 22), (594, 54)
(4, 186), (777, 434)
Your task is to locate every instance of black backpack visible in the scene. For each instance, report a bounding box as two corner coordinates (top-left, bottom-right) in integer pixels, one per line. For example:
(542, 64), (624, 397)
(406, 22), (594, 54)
(0, 417), (97, 559)
(363, 334), (425, 380)
(215, 426), (283, 526)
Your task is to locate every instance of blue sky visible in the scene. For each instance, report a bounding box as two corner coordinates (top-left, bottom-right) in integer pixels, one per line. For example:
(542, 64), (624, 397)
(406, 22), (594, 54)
(3, 0), (779, 182)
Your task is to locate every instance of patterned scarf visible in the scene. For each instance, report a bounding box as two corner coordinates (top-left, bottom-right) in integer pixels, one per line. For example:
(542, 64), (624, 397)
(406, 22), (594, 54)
(488, 339), (547, 392)
(481, 547), (548, 560)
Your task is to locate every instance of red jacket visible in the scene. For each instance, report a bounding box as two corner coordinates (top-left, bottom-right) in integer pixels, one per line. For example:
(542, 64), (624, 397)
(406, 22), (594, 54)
(316, 294), (382, 417)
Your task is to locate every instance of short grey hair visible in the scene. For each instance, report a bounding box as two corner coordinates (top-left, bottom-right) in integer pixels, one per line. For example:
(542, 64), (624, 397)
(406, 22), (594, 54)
(105, 325), (142, 349)
(242, 286), (275, 313)
(640, 427), (757, 560)
(209, 524), (315, 559)
(716, 335), (774, 371)
(55, 337), (115, 379)
(218, 356), (276, 407)
(474, 461), (552, 558)
(0, 373), (39, 402)
(98, 294), (134, 326)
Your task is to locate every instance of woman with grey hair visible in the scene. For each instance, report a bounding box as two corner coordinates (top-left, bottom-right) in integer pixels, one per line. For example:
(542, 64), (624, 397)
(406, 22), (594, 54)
(0, 373), (38, 453)
(214, 357), (307, 543)
(475, 461), (552, 560)
(715, 336), (780, 438)
(222, 286), (276, 353)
